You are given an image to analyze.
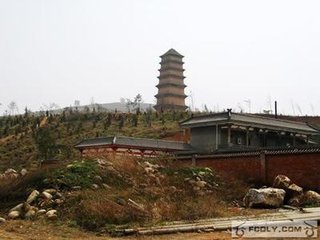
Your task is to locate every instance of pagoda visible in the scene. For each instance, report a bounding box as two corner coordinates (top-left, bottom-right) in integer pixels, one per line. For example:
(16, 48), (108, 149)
(154, 49), (188, 112)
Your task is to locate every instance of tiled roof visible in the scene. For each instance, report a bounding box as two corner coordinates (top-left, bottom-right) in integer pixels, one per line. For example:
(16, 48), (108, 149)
(74, 136), (193, 152)
(176, 145), (320, 159)
(160, 48), (184, 58)
(180, 112), (319, 135)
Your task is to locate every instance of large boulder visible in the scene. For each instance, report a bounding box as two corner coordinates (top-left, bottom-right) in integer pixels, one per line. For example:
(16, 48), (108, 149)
(273, 175), (291, 189)
(243, 188), (286, 208)
(302, 190), (320, 206)
(287, 183), (303, 198)
(273, 175), (303, 201)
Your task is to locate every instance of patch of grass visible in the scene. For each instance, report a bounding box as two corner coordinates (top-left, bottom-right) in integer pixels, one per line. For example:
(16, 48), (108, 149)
(43, 160), (98, 189)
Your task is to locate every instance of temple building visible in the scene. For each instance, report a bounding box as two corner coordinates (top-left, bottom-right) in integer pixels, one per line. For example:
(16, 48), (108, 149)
(180, 110), (319, 153)
(154, 49), (188, 112)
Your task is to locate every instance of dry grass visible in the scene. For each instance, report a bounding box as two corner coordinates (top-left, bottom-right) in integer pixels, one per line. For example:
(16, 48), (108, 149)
(62, 155), (250, 231)
(0, 169), (49, 209)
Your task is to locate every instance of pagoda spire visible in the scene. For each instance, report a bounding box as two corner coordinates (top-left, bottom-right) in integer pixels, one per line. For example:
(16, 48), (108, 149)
(154, 49), (187, 112)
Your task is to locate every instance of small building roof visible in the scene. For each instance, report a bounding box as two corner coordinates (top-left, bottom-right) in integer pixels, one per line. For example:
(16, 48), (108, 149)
(180, 111), (319, 135)
(74, 136), (193, 152)
(160, 48), (184, 58)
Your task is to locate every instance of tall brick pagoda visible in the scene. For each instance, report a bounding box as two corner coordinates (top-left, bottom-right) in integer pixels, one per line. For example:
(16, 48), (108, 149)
(154, 48), (187, 112)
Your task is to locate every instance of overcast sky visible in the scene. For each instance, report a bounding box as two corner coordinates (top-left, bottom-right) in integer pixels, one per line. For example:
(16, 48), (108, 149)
(0, 0), (319, 115)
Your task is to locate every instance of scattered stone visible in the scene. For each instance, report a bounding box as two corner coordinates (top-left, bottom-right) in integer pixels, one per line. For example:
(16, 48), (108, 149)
(106, 166), (116, 172)
(72, 186), (81, 190)
(4, 168), (19, 179)
(37, 209), (47, 215)
(54, 199), (64, 205)
(102, 183), (112, 189)
(8, 211), (20, 219)
(20, 168), (28, 176)
(22, 202), (31, 214)
(94, 175), (103, 184)
(25, 207), (37, 219)
(188, 179), (196, 185)
(96, 158), (113, 167)
(4, 168), (17, 175)
(41, 191), (53, 200)
(91, 184), (99, 190)
(116, 198), (126, 206)
(26, 190), (40, 204)
(46, 210), (57, 220)
(43, 189), (57, 194)
(55, 192), (63, 199)
(193, 186), (201, 192)
(155, 177), (161, 186)
(10, 203), (23, 213)
(197, 191), (205, 196)
(0, 217), (6, 223)
(243, 188), (286, 208)
(144, 167), (154, 174)
(168, 186), (177, 193)
(195, 180), (207, 188)
(39, 199), (54, 208)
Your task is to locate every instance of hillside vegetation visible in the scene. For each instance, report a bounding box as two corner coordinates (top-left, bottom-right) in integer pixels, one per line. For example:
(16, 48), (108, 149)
(1, 109), (320, 236)
(0, 108), (189, 171)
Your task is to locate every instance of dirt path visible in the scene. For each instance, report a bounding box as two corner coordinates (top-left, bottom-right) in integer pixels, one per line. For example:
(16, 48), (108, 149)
(0, 220), (231, 240)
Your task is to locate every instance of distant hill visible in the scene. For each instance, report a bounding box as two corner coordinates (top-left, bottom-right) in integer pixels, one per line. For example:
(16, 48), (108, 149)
(46, 102), (155, 115)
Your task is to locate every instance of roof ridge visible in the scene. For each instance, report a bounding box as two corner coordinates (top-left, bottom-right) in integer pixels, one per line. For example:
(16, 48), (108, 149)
(115, 135), (186, 143)
(160, 48), (184, 57)
(233, 112), (311, 126)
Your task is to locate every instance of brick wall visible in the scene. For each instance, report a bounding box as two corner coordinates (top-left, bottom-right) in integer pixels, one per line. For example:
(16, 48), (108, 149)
(176, 151), (320, 190)
(266, 153), (320, 189)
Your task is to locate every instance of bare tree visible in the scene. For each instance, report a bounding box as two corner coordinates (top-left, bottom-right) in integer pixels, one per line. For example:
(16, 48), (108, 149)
(8, 101), (19, 115)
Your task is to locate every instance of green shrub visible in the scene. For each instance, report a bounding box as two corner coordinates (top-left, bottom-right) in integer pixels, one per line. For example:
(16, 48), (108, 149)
(44, 160), (98, 189)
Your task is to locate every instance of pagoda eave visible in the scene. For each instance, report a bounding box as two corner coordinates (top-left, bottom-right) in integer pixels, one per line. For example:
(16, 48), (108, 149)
(159, 68), (185, 73)
(157, 74), (186, 79)
(156, 83), (187, 88)
(155, 93), (188, 99)
(160, 60), (185, 65)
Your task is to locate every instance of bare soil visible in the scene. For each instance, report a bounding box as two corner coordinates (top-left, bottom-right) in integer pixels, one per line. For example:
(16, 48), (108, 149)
(0, 219), (229, 240)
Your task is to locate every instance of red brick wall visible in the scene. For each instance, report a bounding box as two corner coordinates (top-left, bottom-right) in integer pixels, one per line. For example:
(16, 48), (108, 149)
(266, 153), (320, 189)
(195, 156), (261, 183)
(176, 152), (320, 190)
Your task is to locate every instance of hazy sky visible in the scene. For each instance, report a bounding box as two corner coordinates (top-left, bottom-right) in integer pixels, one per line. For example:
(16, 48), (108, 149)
(0, 0), (319, 115)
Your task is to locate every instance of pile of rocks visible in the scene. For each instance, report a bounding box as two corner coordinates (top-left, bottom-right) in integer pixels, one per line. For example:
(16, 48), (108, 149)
(273, 175), (320, 207)
(185, 170), (218, 196)
(243, 174), (320, 208)
(96, 158), (123, 179)
(0, 168), (27, 181)
(7, 189), (64, 220)
(143, 161), (164, 186)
